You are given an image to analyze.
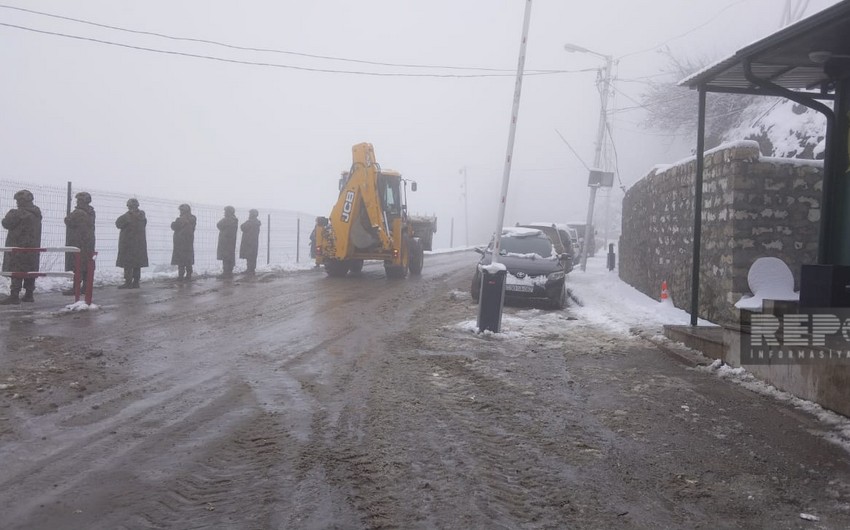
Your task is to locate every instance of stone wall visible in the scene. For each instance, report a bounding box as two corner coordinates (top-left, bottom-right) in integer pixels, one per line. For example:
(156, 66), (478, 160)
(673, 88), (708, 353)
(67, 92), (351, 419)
(619, 141), (823, 324)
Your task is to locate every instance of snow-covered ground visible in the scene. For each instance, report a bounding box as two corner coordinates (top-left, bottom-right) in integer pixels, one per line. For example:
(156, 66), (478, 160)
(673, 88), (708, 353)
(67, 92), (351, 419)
(0, 255), (317, 295)
(10, 246), (850, 452)
(453, 253), (850, 454)
(455, 253), (713, 340)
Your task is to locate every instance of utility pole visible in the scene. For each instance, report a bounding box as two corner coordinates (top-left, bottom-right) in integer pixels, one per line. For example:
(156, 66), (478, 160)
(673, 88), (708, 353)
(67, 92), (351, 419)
(477, 0), (533, 334)
(460, 166), (469, 247)
(580, 52), (614, 271)
(490, 0), (533, 264)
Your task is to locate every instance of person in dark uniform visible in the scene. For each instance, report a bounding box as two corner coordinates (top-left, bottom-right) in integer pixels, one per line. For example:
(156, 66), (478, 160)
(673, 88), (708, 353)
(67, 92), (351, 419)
(64, 191), (96, 295)
(115, 198), (148, 289)
(216, 206), (238, 278)
(239, 209), (261, 275)
(1, 190), (42, 304)
(171, 203), (197, 281)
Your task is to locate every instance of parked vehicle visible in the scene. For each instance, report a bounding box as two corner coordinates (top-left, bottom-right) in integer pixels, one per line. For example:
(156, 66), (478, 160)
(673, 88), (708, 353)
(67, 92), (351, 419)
(567, 222), (596, 257)
(565, 226), (580, 255)
(471, 227), (570, 309)
(516, 222), (575, 273)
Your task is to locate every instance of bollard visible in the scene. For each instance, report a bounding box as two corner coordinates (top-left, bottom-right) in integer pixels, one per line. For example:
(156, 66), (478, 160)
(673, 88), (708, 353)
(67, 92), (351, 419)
(477, 265), (507, 333)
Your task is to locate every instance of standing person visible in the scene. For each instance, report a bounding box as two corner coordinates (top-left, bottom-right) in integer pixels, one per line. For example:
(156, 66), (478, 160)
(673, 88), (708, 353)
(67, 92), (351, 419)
(239, 209), (261, 275)
(309, 222), (317, 259)
(171, 203), (196, 281)
(216, 206), (238, 278)
(1, 190), (42, 305)
(115, 198), (148, 289)
(64, 191), (96, 296)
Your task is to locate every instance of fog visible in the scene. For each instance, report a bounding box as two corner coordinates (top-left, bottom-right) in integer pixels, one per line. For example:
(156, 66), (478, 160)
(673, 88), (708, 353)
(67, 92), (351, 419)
(0, 0), (840, 249)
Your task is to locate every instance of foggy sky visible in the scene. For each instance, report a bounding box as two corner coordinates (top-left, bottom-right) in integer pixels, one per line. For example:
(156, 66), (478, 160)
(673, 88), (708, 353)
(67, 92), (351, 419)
(0, 0), (841, 249)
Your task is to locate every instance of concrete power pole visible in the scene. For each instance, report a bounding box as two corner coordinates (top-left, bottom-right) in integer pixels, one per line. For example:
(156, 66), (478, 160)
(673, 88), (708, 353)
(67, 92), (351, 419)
(460, 166), (469, 247)
(580, 53), (614, 272)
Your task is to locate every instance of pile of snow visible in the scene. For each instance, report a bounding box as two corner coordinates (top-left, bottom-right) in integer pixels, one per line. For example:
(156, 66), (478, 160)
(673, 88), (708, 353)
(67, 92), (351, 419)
(63, 301), (100, 312)
(501, 226), (542, 237)
(567, 256), (713, 337)
(454, 309), (577, 341)
(479, 262), (507, 274)
(722, 98), (826, 159)
(458, 254), (712, 340)
(735, 256), (799, 310)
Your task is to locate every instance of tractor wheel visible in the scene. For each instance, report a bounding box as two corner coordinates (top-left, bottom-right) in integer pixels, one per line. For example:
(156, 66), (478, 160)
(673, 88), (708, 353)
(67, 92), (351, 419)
(348, 259), (364, 274)
(408, 239), (424, 276)
(324, 260), (350, 277)
(385, 263), (407, 279)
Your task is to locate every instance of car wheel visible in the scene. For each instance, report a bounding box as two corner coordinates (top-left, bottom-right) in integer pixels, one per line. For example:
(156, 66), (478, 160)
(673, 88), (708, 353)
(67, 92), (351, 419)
(551, 283), (567, 310)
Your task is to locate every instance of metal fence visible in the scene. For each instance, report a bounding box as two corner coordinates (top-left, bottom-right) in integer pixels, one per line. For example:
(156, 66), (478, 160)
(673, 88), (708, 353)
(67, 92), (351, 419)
(0, 179), (317, 281)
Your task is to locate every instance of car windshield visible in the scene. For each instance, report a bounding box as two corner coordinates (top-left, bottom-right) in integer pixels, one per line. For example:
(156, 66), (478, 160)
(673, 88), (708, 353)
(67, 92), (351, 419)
(498, 235), (553, 257)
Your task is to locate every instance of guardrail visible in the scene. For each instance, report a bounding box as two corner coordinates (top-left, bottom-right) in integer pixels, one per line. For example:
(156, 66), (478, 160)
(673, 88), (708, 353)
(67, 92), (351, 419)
(0, 246), (96, 304)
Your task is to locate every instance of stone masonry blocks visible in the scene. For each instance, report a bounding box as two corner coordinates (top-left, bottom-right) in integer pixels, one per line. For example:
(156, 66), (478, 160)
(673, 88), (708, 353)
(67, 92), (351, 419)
(620, 142), (823, 324)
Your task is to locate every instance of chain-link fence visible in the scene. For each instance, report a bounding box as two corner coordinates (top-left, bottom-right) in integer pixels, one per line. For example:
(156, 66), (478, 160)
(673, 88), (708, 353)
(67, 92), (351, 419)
(1, 179), (318, 287)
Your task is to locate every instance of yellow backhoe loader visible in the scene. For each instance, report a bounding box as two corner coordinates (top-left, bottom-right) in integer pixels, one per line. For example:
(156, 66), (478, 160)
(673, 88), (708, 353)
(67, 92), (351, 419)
(314, 143), (436, 278)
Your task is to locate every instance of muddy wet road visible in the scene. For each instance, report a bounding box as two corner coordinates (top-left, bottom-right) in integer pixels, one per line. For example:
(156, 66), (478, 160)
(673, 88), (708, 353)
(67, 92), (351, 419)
(2, 251), (850, 529)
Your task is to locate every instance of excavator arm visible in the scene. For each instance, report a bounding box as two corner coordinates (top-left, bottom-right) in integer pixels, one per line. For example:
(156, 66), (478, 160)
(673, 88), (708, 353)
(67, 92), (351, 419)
(324, 143), (395, 259)
(315, 142), (433, 278)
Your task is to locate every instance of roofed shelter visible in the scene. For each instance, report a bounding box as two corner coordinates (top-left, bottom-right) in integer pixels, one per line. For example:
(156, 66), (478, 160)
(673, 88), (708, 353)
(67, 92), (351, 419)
(680, 0), (850, 325)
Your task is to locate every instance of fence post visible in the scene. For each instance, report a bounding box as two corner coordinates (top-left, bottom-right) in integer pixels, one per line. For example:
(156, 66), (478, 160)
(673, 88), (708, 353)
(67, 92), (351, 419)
(65, 182), (72, 272)
(267, 214), (271, 265)
(296, 218), (301, 263)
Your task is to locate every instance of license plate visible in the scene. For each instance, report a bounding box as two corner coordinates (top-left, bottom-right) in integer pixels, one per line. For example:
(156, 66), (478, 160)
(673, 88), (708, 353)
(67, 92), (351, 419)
(506, 284), (533, 293)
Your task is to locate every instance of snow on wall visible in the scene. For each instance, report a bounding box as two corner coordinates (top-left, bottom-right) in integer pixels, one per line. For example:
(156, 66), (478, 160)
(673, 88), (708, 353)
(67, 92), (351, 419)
(620, 142), (823, 324)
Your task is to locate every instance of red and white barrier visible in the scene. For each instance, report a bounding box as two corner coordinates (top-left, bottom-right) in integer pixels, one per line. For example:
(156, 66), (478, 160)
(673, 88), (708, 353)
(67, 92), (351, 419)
(0, 246), (96, 304)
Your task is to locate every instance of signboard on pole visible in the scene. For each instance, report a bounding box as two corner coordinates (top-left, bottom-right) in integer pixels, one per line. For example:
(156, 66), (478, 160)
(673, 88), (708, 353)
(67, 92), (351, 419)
(588, 170), (614, 187)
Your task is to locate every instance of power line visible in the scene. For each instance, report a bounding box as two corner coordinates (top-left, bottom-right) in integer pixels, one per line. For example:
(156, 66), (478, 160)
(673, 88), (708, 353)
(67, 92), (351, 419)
(604, 118), (626, 190)
(0, 3), (565, 75)
(618, 72), (673, 82)
(554, 129), (591, 172)
(608, 83), (669, 116)
(611, 122), (687, 138)
(609, 91), (693, 114)
(618, 0), (751, 61)
(0, 21), (589, 78)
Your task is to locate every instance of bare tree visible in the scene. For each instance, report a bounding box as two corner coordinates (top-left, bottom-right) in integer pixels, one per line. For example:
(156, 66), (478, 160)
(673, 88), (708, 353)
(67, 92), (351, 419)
(639, 51), (757, 150)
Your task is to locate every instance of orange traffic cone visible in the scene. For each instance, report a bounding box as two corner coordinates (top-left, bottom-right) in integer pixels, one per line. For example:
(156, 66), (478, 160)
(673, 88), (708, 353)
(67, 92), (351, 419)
(660, 281), (669, 302)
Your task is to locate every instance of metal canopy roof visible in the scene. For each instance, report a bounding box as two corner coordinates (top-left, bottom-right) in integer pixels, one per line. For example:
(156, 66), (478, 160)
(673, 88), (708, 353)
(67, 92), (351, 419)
(680, 0), (850, 95)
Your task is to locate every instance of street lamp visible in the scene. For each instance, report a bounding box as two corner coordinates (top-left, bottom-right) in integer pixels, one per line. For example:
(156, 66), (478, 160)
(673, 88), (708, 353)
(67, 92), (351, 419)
(564, 42), (615, 271)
